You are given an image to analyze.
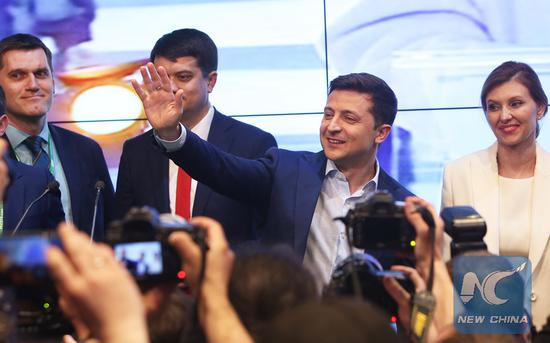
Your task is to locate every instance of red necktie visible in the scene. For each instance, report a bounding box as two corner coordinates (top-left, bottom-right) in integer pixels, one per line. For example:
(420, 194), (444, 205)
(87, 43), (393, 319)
(175, 168), (191, 220)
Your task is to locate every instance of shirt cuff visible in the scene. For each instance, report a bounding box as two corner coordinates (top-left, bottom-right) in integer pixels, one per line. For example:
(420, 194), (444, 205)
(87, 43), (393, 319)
(153, 123), (187, 152)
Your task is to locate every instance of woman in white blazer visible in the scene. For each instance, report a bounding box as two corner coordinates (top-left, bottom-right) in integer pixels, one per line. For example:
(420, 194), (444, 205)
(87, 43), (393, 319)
(442, 61), (550, 329)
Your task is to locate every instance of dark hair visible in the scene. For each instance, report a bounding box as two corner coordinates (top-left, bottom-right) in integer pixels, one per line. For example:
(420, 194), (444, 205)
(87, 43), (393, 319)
(329, 72), (398, 126)
(147, 288), (192, 343)
(481, 61), (548, 136)
(0, 87), (5, 114)
(0, 34), (53, 72)
(150, 28), (217, 77)
(229, 245), (317, 340)
(261, 298), (398, 343)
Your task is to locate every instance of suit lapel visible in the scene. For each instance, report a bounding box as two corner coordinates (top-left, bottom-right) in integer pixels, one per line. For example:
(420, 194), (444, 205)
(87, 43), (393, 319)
(294, 152), (326, 256)
(1, 135), (17, 161)
(470, 143), (500, 254)
(530, 144), (550, 273)
(4, 159), (26, 233)
(145, 132), (170, 212)
(378, 168), (398, 195)
(192, 111), (230, 216)
(48, 124), (82, 222)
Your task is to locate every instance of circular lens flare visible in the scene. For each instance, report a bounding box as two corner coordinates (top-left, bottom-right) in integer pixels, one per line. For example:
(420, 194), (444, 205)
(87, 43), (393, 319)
(71, 85), (143, 135)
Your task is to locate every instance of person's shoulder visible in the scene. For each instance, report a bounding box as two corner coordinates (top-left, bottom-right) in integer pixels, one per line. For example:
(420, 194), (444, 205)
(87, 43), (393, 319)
(378, 168), (414, 199)
(276, 149), (321, 160)
(444, 146), (493, 171)
(268, 150), (326, 171)
(49, 123), (102, 150)
(122, 129), (155, 148)
(215, 110), (274, 138)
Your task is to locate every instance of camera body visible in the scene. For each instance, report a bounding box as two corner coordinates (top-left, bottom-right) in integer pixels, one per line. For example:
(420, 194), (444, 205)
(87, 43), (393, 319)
(342, 191), (416, 252)
(107, 206), (205, 284)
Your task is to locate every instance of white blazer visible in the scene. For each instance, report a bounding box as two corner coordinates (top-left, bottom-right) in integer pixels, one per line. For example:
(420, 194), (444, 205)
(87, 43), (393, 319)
(442, 142), (550, 329)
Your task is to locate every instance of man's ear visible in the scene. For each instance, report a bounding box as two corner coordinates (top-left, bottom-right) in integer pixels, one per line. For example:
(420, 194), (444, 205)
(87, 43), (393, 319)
(374, 124), (392, 144)
(207, 71), (218, 93)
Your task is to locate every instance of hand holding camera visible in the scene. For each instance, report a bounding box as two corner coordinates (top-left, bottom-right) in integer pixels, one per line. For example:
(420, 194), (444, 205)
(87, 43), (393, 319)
(169, 216), (254, 343)
(46, 222), (148, 343)
(402, 197), (444, 279)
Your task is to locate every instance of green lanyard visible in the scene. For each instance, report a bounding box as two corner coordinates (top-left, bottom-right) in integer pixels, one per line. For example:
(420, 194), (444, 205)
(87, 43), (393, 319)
(0, 202), (3, 234)
(46, 136), (55, 175)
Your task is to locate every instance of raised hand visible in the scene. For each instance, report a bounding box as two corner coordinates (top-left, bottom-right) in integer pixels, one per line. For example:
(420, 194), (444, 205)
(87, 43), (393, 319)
(131, 62), (184, 140)
(403, 196), (444, 278)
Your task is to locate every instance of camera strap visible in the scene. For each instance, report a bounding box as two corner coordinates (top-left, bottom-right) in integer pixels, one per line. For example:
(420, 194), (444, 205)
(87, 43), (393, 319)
(410, 208), (436, 343)
(179, 234), (208, 343)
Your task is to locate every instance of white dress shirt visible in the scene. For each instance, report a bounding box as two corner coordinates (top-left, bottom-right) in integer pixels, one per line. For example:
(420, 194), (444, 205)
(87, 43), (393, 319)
(303, 159), (380, 289)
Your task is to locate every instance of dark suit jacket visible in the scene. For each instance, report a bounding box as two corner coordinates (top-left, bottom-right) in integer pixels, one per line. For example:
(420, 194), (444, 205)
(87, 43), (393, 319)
(4, 157), (65, 233)
(5, 124), (114, 240)
(167, 130), (414, 260)
(115, 109), (277, 244)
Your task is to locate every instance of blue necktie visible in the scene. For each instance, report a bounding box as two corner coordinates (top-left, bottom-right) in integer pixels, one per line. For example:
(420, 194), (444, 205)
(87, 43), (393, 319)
(23, 136), (50, 172)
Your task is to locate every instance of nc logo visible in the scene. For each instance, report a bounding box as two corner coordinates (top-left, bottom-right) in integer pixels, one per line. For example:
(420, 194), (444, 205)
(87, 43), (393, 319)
(459, 262), (527, 305)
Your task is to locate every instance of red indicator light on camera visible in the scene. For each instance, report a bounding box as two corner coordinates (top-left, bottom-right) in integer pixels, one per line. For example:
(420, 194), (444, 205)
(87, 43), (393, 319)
(391, 316), (397, 323)
(177, 270), (186, 279)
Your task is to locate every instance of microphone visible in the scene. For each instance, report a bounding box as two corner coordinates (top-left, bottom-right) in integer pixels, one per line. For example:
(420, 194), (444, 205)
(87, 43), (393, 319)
(11, 181), (60, 236)
(89, 180), (105, 243)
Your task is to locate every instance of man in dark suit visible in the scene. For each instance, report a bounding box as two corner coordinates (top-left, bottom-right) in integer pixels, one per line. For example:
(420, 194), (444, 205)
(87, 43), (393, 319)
(0, 33), (114, 240)
(116, 29), (276, 245)
(0, 88), (64, 233)
(135, 71), (413, 285)
(4, 156), (65, 233)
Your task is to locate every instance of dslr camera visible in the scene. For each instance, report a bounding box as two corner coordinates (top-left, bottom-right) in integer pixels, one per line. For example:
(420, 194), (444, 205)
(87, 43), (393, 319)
(328, 191), (420, 325)
(107, 206), (206, 284)
(340, 191), (416, 252)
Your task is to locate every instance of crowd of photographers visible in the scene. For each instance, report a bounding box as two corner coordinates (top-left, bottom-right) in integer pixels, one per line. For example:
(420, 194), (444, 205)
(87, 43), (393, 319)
(50, 197), (446, 343)
(27, 190), (550, 342)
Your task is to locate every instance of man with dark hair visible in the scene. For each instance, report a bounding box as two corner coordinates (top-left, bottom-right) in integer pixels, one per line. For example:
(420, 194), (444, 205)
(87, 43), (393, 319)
(116, 28), (277, 245)
(0, 86), (64, 233)
(134, 71), (412, 286)
(229, 245), (317, 340)
(262, 299), (398, 343)
(0, 33), (114, 239)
